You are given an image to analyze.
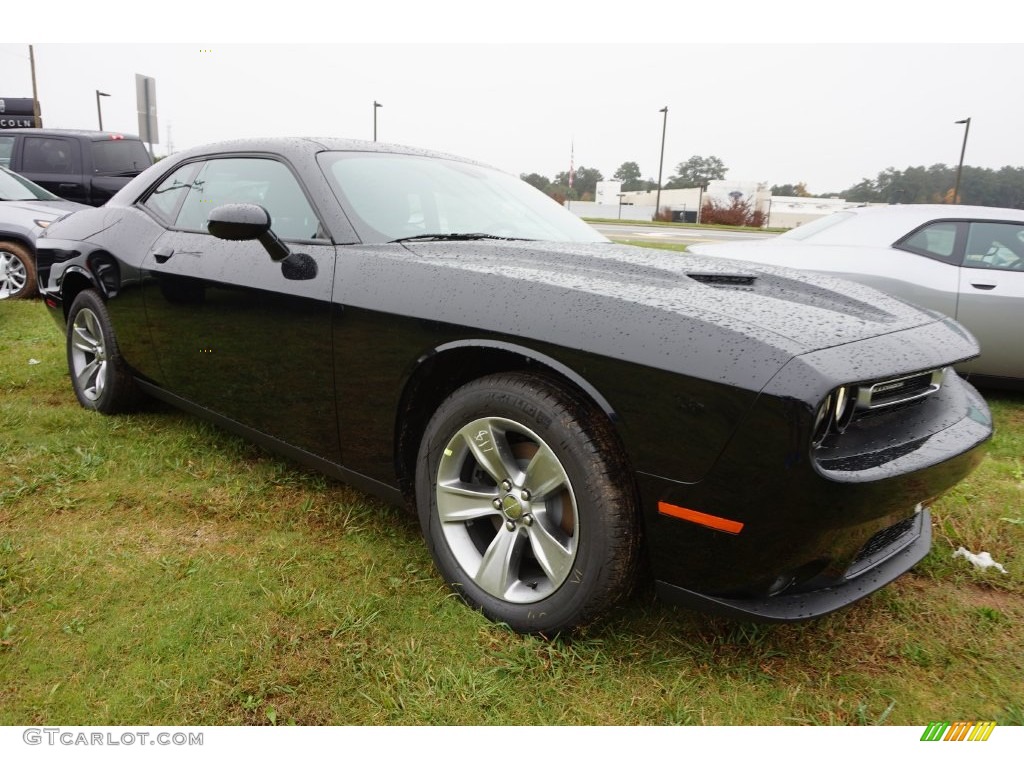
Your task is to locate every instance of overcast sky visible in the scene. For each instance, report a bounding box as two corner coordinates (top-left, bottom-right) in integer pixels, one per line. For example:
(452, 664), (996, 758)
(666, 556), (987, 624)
(2, 4), (1020, 195)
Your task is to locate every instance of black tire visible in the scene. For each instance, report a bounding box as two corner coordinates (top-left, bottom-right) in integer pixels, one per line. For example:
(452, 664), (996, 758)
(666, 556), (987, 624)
(0, 241), (36, 300)
(66, 290), (139, 413)
(415, 373), (639, 634)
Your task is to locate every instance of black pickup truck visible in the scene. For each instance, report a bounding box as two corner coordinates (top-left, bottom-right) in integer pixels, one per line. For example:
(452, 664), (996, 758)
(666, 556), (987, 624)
(0, 129), (153, 206)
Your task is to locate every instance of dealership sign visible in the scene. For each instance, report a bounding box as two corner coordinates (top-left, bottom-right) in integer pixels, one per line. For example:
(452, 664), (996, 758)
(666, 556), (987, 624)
(135, 74), (158, 145)
(0, 97), (40, 128)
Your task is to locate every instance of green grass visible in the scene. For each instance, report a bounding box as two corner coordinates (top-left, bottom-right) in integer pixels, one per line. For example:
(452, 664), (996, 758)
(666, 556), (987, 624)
(1, 299), (1022, 725)
(610, 239), (691, 253)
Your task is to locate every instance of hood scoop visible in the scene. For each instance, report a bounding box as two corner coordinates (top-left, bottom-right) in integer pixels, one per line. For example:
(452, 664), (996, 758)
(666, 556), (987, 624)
(687, 272), (758, 288)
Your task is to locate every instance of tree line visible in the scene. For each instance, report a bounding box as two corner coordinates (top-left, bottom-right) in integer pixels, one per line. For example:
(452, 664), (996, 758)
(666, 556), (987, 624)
(520, 156), (729, 202)
(831, 165), (1024, 208)
(521, 155), (1024, 209)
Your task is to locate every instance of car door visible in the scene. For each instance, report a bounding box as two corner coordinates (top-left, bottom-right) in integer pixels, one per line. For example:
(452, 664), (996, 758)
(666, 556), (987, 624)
(140, 155), (341, 462)
(879, 220), (964, 319)
(17, 135), (87, 203)
(954, 220), (1024, 378)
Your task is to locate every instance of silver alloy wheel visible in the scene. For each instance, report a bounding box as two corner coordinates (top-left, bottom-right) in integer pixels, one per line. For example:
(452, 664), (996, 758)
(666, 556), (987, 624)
(69, 307), (109, 402)
(435, 416), (578, 603)
(0, 249), (27, 299)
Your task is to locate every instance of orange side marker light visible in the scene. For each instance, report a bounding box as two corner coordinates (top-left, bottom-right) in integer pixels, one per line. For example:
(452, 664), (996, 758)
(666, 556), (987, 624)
(657, 501), (744, 534)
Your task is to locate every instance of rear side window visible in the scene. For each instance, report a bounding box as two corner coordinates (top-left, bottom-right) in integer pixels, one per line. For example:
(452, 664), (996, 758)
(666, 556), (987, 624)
(21, 137), (79, 174)
(895, 221), (962, 265)
(92, 139), (152, 174)
(0, 136), (13, 168)
(141, 162), (201, 222)
(963, 221), (1024, 271)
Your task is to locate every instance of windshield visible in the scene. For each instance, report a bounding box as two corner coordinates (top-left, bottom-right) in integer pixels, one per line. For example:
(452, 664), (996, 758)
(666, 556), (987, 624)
(319, 151), (607, 244)
(780, 210), (857, 241)
(0, 166), (59, 201)
(92, 139), (153, 174)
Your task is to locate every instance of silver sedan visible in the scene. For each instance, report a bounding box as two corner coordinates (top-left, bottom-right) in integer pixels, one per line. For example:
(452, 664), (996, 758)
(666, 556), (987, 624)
(0, 166), (85, 299)
(689, 204), (1024, 384)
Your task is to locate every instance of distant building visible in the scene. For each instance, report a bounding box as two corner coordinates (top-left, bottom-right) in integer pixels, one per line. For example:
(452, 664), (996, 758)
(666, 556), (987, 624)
(595, 181), (622, 205)
(619, 187), (703, 221)
(765, 197), (878, 229)
(567, 179), (881, 228)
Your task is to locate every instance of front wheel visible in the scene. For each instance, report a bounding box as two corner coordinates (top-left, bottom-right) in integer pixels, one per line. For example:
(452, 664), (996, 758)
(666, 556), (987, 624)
(66, 290), (139, 413)
(415, 373), (639, 634)
(0, 241), (35, 300)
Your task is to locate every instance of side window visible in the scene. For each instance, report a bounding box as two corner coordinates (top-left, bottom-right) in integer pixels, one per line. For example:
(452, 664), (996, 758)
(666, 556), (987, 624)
(141, 162), (201, 223)
(173, 157), (323, 241)
(0, 137), (14, 168)
(963, 221), (1024, 271)
(895, 221), (961, 265)
(21, 137), (79, 174)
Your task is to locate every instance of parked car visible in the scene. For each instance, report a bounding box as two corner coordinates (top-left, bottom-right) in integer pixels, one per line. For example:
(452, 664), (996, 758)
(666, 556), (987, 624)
(0, 128), (152, 207)
(689, 204), (1024, 386)
(0, 165), (86, 299)
(36, 139), (991, 634)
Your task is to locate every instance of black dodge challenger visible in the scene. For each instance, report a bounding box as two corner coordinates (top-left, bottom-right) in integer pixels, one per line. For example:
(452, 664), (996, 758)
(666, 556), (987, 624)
(35, 138), (992, 634)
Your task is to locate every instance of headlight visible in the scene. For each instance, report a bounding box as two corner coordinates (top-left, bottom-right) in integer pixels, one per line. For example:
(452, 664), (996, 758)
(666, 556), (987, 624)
(833, 385), (856, 433)
(811, 392), (834, 447)
(812, 385), (858, 446)
(34, 219), (54, 229)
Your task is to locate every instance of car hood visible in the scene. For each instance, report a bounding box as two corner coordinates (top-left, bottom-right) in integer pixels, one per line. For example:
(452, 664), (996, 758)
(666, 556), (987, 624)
(688, 238), (790, 256)
(397, 239), (940, 355)
(0, 198), (88, 220)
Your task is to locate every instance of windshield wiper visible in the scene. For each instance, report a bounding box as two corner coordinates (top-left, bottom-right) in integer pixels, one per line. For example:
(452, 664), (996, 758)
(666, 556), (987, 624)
(390, 232), (534, 243)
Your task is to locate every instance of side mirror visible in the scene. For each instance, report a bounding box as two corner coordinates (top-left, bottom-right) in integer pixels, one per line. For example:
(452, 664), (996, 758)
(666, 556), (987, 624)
(281, 252), (318, 281)
(207, 203), (290, 262)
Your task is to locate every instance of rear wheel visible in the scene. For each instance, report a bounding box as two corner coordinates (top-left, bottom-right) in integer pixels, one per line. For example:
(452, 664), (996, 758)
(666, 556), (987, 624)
(0, 241), (35, 300)
(66, 290), (139, 413)
(415, 373), (639, 634)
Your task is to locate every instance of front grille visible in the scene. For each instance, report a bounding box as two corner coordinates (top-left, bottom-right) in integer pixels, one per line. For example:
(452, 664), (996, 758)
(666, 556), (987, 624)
(856, 369), (945, 411)
(845, 513), (921, 579)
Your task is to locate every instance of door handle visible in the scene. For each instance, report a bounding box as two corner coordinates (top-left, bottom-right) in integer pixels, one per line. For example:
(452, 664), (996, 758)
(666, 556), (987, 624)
(970, 283), (996, 290)
(153, 249), (174, 264)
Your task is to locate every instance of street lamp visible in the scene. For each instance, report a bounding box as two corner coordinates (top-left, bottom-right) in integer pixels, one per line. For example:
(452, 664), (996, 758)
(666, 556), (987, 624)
(952, 117), (971, 204)
(373, 101), (383, 142)
(96, 90), (110, 131)
(654, 106), (668, 220)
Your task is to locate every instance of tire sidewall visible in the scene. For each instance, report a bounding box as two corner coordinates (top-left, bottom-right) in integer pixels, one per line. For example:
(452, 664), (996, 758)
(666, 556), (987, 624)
(66, 290), (132, 413)
(416, 375), (633, 634)
(0, 241), (36, 300)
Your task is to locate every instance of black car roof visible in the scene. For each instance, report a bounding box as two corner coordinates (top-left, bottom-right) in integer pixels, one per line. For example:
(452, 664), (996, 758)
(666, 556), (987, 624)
(170, 137), (479, 166)
(1, 128), (145, 142)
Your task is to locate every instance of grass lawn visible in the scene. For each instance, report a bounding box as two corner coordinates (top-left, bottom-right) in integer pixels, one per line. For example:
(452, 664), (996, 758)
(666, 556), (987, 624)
(609, 239), (691, 253)
(1, 299), (1021, 726)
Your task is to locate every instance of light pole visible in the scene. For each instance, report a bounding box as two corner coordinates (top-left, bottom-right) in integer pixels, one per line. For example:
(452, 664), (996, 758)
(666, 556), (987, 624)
(29, 45), (41, 128)
(654, 106), (668, 220)
(373, 101), (383, 142)
(95, 90), (110, 131)
(952, 117), (971, 204)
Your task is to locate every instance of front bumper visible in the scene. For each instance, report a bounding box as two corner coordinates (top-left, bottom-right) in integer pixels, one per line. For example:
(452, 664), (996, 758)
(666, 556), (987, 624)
(639, 370), (990, 622)
(655, 508), (931, 621)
